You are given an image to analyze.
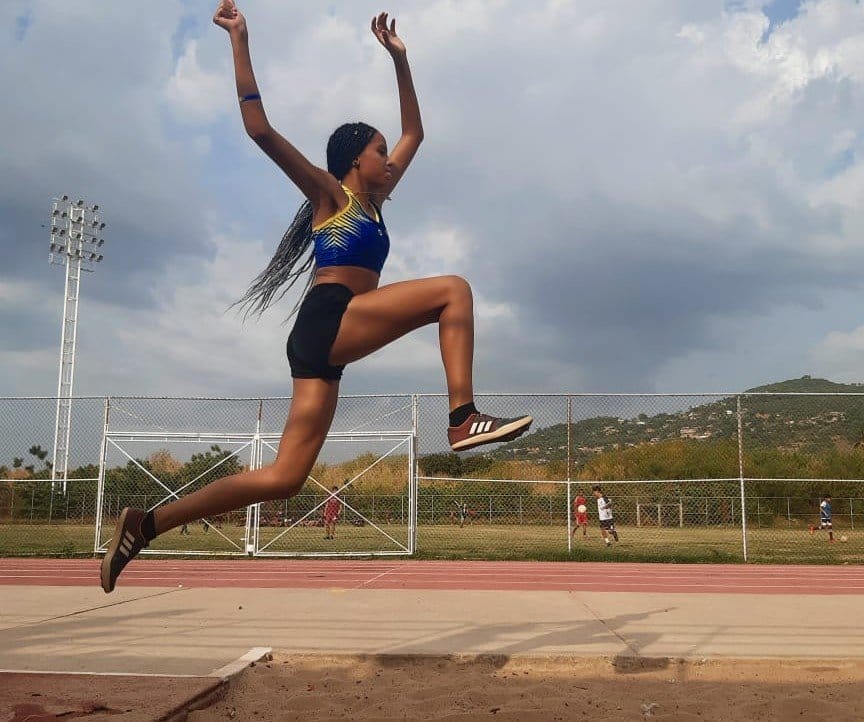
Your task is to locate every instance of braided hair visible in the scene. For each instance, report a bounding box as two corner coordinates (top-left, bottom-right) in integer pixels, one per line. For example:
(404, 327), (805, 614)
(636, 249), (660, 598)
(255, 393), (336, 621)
(232, 121), (379, 320)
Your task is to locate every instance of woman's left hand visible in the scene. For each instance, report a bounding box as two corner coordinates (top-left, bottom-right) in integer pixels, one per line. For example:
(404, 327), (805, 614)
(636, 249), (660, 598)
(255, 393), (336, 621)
(371, 12), (406, 56)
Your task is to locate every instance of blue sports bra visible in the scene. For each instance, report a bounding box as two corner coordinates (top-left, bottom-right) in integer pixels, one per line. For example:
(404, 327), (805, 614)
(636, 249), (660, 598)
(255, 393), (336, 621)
(311, 186), (389, 274)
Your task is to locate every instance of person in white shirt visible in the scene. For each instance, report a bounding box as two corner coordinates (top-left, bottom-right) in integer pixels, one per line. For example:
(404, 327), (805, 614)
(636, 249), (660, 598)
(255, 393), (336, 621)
(592, 485), (619, 547)
(809, 494), (835, 542)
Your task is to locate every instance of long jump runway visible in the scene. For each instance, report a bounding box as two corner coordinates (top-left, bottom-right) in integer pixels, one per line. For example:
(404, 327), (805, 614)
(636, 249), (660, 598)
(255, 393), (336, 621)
(3, 558), (864, 675)
(2, 558), (864, 594)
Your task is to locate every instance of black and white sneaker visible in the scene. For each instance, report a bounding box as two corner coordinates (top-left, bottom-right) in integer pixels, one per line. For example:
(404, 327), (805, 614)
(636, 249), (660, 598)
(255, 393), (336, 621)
(100, 507), (148, 593)
(448, 412), (533, 452)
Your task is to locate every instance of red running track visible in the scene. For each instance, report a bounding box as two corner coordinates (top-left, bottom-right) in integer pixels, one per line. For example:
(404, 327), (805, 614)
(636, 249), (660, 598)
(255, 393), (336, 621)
(1, 559), (863, 594)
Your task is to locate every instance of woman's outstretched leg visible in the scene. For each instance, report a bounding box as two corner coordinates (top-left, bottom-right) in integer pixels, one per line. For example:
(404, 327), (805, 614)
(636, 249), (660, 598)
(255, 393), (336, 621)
(101, 378), (340, 593)
(329, 275), (531, 451)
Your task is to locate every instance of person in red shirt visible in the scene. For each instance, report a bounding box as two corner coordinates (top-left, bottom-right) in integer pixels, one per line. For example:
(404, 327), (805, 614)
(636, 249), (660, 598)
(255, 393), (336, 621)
(324, 486), (342, 539)
(324, 485), (343, 540)
(572, 493), (589, 539)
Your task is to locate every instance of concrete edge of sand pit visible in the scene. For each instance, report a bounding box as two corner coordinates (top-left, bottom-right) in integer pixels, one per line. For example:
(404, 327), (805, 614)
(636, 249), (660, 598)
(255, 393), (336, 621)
(158, 647), (273, 722)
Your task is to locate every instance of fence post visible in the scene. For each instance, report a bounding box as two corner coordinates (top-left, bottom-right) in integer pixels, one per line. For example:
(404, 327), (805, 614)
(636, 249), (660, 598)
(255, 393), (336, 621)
(488, 495), (492, 524)
(566, 485), (571, 553)
(248, 398), (263, 556)
(787, 497), (791, 526)
(737, 395), (748, 562)
(566, 395), (572, 481)
(851, 498), (855, 531)
(93, 396), (111, 554)
(411, 393), (419, 553)
(567, 394), (573, 552)
(679, 501), (683, 528)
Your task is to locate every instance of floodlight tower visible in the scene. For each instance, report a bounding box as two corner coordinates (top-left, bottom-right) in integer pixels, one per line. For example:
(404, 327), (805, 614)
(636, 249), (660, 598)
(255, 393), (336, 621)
(48, 195), (107, 493)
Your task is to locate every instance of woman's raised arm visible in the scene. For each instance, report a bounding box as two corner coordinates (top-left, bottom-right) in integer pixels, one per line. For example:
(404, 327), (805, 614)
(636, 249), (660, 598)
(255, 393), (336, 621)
(370, 12), (424, 202)
(214, 1), (340, 209)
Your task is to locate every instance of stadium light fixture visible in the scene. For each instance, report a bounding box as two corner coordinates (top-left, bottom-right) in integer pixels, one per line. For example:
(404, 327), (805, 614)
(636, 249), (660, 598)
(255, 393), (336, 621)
(48, 194), (108, 494)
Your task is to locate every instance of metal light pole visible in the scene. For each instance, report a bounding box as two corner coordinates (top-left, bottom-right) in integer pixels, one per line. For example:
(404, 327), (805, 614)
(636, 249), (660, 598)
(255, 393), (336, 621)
(49, 195), (107, 493)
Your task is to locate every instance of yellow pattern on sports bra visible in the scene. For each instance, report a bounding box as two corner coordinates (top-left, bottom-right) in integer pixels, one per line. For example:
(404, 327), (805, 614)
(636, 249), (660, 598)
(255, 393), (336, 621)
(311, 186), (390, 273)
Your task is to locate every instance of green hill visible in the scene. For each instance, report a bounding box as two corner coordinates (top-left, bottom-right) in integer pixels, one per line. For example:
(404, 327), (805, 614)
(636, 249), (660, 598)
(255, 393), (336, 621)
(482, 377), (864, 467)
(745, 376), (864, 394)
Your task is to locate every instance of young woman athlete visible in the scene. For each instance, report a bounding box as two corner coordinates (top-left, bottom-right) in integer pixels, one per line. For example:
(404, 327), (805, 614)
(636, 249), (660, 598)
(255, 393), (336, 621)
(101, 1), (532, 593)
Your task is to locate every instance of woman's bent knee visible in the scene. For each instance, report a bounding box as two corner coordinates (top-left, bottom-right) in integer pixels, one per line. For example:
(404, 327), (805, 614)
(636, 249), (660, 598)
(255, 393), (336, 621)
(442, 275), (472, 305)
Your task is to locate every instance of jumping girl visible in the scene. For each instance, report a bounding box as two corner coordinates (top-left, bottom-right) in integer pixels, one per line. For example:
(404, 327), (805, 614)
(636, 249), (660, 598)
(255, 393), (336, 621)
(101, 1), (532, 593)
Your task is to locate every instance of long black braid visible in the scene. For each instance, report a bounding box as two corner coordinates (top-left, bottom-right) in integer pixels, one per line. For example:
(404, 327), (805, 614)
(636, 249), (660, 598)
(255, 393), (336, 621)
(232, 121), (379, 320)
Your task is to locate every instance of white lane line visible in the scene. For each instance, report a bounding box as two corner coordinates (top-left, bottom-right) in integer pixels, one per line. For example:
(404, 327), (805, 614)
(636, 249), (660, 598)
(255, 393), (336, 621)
(7, 567), (861, 581)
(4, 573), (864, 592)
(354, 566), (399, 588)
(4, 564), (863, 580)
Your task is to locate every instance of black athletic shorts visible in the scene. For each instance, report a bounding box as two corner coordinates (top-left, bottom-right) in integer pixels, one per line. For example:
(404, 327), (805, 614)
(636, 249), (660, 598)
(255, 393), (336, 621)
(286, 283), (354, 380)
(599, 519), (615, 530)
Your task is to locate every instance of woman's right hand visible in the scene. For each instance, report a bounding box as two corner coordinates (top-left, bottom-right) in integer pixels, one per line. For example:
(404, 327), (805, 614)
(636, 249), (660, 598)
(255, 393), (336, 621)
(213, 0), (247, 35)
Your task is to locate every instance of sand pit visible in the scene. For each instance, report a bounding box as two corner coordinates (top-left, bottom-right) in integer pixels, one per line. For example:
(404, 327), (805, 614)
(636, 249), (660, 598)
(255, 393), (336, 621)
(188, 654), (864, 721)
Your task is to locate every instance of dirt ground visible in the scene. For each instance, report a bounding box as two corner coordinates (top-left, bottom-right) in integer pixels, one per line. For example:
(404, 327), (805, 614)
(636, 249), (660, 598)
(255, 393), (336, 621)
(188, 654), (864, 722)
(1, 672), (222, 722)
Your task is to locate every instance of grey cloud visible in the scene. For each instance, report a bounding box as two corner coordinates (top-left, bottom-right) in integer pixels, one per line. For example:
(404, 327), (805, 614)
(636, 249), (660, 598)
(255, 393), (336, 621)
(1, 1), (211, 310)
(457, 182), (860, 388)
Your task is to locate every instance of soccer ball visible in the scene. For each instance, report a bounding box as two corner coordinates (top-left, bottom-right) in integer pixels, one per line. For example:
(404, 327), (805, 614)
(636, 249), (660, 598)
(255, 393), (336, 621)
(840, 535), (848, 543)
(577, 504), (587, 514)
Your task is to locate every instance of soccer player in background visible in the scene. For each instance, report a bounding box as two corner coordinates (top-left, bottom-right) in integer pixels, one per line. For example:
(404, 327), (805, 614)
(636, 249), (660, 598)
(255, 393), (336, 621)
(324, 485), (343, 540)
(809, 494), (835, 542)
(455, 500), (468, 528)
(592, 485), (619, 547)
(571, 492), (589, 538)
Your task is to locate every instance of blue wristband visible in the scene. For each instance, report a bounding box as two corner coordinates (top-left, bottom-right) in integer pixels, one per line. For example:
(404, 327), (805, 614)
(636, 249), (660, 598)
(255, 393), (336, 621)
(239, 93), (261, 103)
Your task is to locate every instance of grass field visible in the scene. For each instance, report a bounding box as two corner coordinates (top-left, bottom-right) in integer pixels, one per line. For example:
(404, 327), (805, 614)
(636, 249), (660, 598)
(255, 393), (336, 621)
(0, 520), (859, 564)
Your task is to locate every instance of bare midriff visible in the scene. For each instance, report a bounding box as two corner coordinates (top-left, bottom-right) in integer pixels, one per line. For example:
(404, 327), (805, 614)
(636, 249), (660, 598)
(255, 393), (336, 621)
(313, 266), (380, 296)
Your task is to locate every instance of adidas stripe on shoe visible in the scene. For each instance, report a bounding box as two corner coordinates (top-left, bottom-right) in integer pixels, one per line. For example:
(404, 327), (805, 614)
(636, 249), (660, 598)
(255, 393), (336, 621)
(448, 412), (533, 452)
(100, 507), (149, 593)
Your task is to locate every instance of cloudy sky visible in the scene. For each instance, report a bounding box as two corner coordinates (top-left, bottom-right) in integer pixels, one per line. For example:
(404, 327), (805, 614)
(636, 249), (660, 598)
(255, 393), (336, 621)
(2, 0), (863, 399)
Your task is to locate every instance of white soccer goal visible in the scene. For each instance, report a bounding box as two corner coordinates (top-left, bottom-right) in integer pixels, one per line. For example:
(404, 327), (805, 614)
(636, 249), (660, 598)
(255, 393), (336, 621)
(253, 431), (417, 557)
(95, 428), (417, 558)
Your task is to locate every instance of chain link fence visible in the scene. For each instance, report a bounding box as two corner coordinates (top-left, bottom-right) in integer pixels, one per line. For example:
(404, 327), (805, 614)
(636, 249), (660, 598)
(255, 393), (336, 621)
(2, 393), (862, 563)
